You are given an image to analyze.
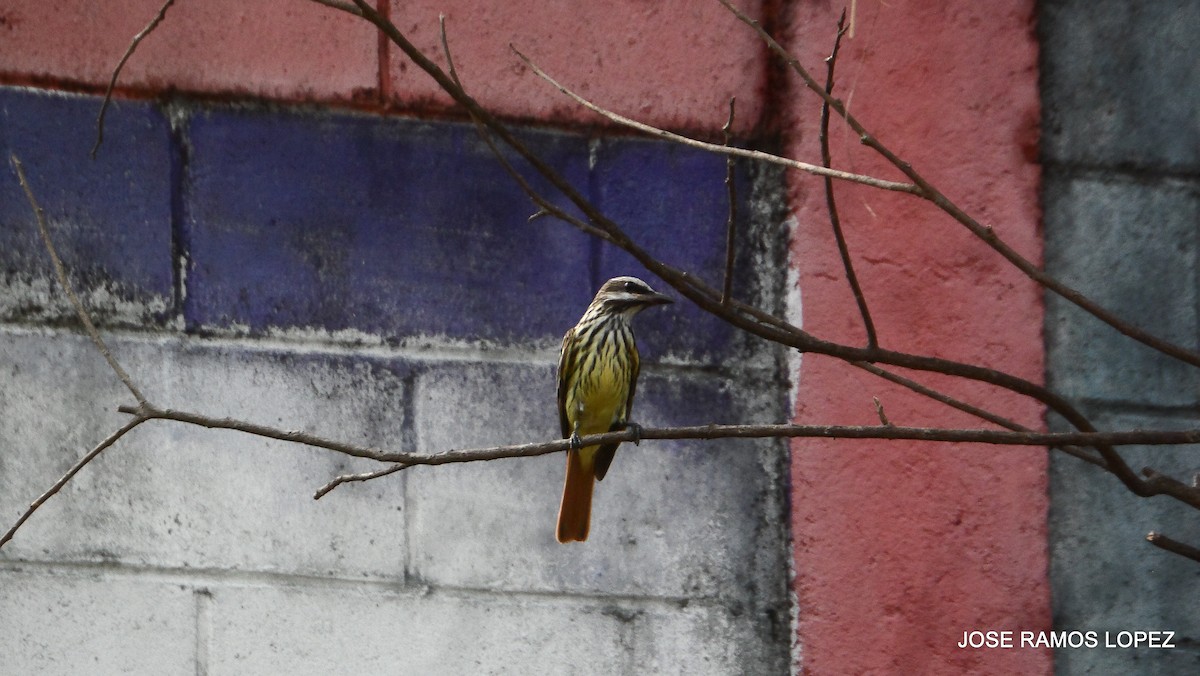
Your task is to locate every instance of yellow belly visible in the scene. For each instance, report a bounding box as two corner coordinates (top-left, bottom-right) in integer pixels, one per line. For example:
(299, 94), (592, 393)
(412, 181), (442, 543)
(569, 352), (630, 441)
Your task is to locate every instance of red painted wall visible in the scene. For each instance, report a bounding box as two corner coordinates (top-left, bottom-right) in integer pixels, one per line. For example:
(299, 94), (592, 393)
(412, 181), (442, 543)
(1, 1), (377, 101)
(385, 0), (769, 132)
(781, 1), (1050, 674)
(0, 0), (768, 133)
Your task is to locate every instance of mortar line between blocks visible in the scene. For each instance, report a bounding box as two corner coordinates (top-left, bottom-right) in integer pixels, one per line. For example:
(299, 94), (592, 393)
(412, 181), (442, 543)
(0, 324), (773, 379)
(194, 587), (212, 676)
(402, 369), (419, 585)
(0, 558), (735, 611)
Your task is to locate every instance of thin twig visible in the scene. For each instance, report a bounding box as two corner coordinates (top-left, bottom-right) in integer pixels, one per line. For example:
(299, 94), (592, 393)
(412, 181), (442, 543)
(314, 463), (408, 500)
(91, 0), (178, 158)
(852, 361), (1107, 469)
(1146, 532), (1200, 564)
(872, 397), (890, 426)
(509, 46), (920, 195)
(856, 361), (1023, 430)
(0, 415), (146, 548)
(721, 97), (738, 305)
(11, 155), (147, 406)
(820, 10), (877, 348)
(438, 15), (462, 88)
(718, 0), (1200, 369)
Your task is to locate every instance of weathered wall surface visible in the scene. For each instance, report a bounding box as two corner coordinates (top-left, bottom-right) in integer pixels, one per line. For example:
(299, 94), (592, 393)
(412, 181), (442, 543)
(1041, 1), (1200, 673)
(1, 0), (1134, 673)
(0, 2), (793, 673)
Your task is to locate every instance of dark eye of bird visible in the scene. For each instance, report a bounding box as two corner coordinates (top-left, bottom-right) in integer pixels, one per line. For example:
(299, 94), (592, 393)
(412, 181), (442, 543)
(624, 281), (641, 293)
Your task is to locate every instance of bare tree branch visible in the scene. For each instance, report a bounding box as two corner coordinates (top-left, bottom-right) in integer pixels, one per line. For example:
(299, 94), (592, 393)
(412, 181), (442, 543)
(717, 0), (1200, 370)
(508, 46), (920, 195)
(11, 154), (148, 406)
(721, 97), (738, 305)
(1139, 467), (1200, 511)
(321, 1), (1164, 505)
(9, 0), (1194, 559)
(161, 1), (1199, 523)
(819, 10), (876, 349)
(872, 397), (890, 426)
(113, 401), (1200, 463)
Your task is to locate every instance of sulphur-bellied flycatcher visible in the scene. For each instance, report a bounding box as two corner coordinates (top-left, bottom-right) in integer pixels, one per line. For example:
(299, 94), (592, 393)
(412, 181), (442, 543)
(555, 276), (672, 542)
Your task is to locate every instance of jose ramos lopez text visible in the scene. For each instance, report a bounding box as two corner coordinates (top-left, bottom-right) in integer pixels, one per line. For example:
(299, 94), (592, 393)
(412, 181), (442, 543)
(958, 630), (1176, 649)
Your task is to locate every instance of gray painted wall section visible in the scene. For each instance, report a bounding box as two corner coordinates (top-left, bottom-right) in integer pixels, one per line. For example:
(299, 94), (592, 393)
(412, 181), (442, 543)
(1041, 1), (1200, 673)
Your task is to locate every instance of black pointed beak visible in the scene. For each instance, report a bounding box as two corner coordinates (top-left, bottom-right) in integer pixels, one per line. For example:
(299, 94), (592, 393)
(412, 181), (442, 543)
(644, 291), (673, 306)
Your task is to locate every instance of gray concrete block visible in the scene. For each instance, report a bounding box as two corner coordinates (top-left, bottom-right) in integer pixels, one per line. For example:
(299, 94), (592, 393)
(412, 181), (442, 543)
(408, 361), (789, 603)
(206, 583), (626, 675)
(1049, 409), (1200, 675)
(1043, 174), (1200, 406)
(0, 566), (196, 675)
(1040, 0), (1200, 171)
(0, 329), (408, 579)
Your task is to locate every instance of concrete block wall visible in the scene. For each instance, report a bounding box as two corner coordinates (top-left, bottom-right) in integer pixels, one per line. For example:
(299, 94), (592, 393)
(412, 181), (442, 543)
(0, 2), (792, 667)
(1041, 1), (1200, 673)
(0, 85), (792, 672)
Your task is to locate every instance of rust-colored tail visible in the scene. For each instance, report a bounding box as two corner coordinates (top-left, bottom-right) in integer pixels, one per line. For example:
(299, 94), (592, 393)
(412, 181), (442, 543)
(556, 448), (595, 543)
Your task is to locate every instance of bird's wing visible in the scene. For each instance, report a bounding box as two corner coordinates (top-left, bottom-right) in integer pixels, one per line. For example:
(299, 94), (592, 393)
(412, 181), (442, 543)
(556, 327), (576, 439)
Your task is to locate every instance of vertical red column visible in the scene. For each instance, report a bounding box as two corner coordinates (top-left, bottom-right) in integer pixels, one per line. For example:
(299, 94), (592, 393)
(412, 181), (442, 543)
(781, 2), (1051, 673)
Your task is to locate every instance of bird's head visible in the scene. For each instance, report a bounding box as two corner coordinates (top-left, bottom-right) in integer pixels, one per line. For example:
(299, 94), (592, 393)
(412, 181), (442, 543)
(585, 276), (673, 320)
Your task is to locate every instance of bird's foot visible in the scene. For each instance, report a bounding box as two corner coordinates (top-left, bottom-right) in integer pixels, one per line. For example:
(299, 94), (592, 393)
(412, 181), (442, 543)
(569, 432), (583, 451)
(625, 421), (643, 446)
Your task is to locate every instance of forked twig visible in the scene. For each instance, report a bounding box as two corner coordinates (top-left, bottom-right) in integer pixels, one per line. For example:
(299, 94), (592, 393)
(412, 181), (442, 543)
(854, 361), (1107, 469)
(0, 155), (155, 547)
(820, 10), (876, 348)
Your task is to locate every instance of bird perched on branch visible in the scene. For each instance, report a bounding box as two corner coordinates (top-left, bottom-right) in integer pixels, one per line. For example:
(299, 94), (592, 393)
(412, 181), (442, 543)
(555, 276), (672, 543)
